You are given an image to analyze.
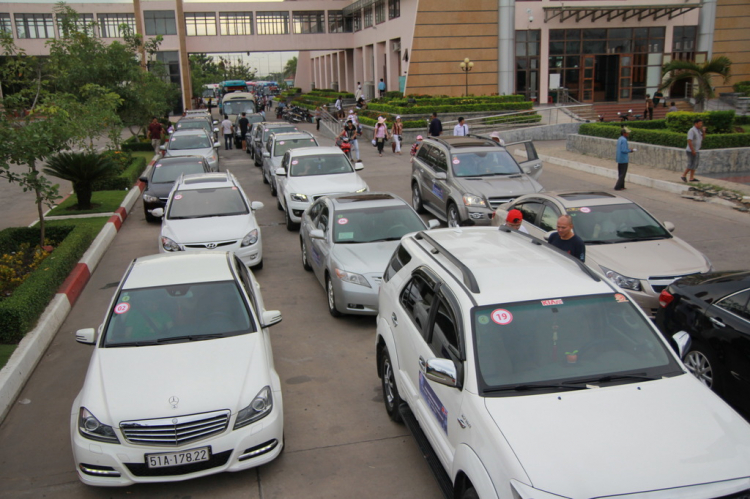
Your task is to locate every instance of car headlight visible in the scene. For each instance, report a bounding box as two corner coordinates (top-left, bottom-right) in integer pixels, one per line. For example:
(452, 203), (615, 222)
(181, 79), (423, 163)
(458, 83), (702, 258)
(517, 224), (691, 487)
(601, 266), (641, 291)
(209, 154), (217, 162)
(334, 268), (371, 288)
(241, 229), (259, 247)
(234, 386), (273, 429)
(142, 193), (159, 203)
(290, 193), (308, 202)
(161, 236), (182, 252)
(78, 407), (120, 444)
(462, 194), (486, 207)
(355, 187), (368, 193)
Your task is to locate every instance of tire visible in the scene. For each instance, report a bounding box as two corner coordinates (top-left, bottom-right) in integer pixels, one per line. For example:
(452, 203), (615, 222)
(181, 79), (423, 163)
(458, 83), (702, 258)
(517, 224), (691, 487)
(251, 259), (263, 271)
(262, 171), (269, 184)
(301, 238), (312, 271)
(326, 275), (342, 317)
(277, 197), (284, 211)
(380, 346), (403, 423)
(447, 203), (461, 228)
(684, 341), (724, 394)
(412, 182), (426, 214)
(286, 208), (299, 231)
(254, 153), (262, 167)
(270, 180), (277, 197)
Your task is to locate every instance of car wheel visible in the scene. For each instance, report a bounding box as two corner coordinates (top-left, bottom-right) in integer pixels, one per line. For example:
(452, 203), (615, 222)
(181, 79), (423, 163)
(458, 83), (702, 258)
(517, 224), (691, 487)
(412, 183), (426, 214)
(326, 275), (342, 317)
(254, 153), (262, 167)
(251, 259), (263, 271)
(286, 208), (299, 231)
(246, 147), (252, 155)
(277, 197), (284, 211)
(684, 342), (724, 394)
(300, 238), (312, 271)
(380, 346), (403, 423)
(262, 171), (269, 184)
(270, 180), (277, 197)
(447, 203), (461, 228)
(461, 488), (479, 499)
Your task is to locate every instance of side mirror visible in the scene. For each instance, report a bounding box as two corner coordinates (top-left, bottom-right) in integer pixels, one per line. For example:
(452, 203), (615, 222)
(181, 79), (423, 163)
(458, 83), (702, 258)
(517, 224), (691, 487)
(139, 176), (148, 183)
(261, 310), (282, 328)
(213, 127), (219, 133)
(354, 162), (364, 171)
(159, 145), (166, 151)
(213, 120), (218, 125)
(213, 142), (220, 149)
(275, 167), (286, 176)
(434, 172), (447, 180)
(263, 151), (270, 158)
(672, 331), (692, 360)
(428, 219), (440, 229)
(309, 229), (325, 240)
(151, 208), (164, 218)
(424, 358), (458, 388)
(75, 328), (96, 345)
(250, 201), (264, 211)
(663, 221), (675, 233)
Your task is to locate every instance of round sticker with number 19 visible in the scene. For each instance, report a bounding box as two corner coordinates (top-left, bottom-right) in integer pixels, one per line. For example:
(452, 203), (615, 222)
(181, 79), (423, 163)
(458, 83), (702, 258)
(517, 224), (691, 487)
(491, 309), (513, 325)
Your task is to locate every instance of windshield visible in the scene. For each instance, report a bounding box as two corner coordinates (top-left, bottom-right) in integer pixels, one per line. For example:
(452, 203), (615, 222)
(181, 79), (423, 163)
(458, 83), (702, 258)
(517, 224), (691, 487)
(169, 134), (212, 150)
(263, 126), (298, 142)
(176, 121), (209, 132)
(290, 154), (353, 176)
(567, 203), (671, 244)
(451, 151), (522, 177)
(202, 89), (215, 98)
(168, 187), (249, 219)
(473, 293), (679, 393)
(151, 162), (206, 183)
(333, 205), (425, 243)
(274, 137), (318, 157)
(223, 100), (256, 115)
(103, 281), (254, 346)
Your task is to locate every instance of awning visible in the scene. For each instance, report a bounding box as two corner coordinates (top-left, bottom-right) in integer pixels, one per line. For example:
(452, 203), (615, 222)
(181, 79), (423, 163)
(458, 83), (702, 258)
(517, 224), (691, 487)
(543, 2), (702, 23)
(343, 0), (375, 17)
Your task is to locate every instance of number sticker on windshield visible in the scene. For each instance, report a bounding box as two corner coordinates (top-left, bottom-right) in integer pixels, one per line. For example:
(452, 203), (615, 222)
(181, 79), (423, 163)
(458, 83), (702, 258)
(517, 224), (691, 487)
(541, 299), (563, 306)
(614, 293), (628, 303)
(338, 218), (348, 225)
(114, 303), (130, 314)
(491, 309), (513, 325)
(278, 141), (285, 145)
(174, 194), (183, 200)
(580, 207), (591, 213)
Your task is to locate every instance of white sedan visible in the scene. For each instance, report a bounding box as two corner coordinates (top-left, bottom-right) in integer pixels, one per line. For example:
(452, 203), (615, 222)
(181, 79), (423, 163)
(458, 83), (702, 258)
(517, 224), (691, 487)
(70, 251), (284, 486)
(152, 172), (264, 270)
(275, 146), (368, 231)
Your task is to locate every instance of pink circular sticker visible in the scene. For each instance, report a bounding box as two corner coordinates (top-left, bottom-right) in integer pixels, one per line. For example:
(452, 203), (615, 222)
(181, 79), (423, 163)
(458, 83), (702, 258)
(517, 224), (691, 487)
(338, 218), (348, 225)
(279, 141), (285, 145)
(174, 194), (183, 200)
(155, 163), (162, 168)
(580, 207), (591, 213)
(291, 160), (299, 165)
(114, 303), (130, 314)
(491, 309), (513, 325)
(453, 159), (460, 164)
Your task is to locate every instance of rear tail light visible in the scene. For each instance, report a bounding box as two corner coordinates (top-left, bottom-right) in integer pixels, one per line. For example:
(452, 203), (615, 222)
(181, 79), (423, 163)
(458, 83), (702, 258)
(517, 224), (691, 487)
(658, 289), (674, 308)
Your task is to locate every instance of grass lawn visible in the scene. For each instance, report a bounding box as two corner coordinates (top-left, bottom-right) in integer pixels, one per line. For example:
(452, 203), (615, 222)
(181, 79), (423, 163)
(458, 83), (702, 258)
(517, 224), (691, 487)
(131, 150), (157, 165)
(47, 190), (128, 216)
(0, 344), (17, 370)
(46, 216), (110, 231)
(741, 125), (750, 133)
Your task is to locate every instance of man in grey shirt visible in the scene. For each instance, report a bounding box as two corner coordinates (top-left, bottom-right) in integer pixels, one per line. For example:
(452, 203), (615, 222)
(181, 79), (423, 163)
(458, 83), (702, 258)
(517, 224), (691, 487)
(682, 118), (705, 182)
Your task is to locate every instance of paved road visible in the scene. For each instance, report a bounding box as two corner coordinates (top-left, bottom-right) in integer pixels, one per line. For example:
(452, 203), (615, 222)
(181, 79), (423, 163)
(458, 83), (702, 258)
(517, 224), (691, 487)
(1, 120), (749, 498)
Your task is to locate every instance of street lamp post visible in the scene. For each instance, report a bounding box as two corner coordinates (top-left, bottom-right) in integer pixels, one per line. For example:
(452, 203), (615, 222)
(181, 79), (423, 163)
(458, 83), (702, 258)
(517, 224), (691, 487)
(459, 58), (474, 97)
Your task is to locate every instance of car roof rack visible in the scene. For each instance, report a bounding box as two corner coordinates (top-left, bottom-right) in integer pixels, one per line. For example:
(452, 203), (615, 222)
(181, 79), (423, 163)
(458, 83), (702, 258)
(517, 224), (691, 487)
(415, 231), (480, 293)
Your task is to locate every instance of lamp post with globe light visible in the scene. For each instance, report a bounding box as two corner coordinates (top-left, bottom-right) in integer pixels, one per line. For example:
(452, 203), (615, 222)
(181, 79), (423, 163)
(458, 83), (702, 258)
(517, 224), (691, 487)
(459, 58), (474, 97)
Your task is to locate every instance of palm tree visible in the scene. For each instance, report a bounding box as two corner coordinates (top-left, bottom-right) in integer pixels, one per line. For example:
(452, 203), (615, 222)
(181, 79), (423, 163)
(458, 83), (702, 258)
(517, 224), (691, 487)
(659, 56), (732, 111)
(43, 152), (116, 210)
(283, 56), (297, 79)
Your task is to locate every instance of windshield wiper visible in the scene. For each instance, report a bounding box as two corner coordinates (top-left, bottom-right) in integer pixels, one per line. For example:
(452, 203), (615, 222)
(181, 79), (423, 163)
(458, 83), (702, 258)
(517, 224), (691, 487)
(157, 333), (225, 343)
(585, 240), (616, 245)
(620, 236), (667, 242)
(367, 237), (403, 242)
(566, 373), (659, 385)
(106, 340), (158, 347)
(484, 383), (589, 393)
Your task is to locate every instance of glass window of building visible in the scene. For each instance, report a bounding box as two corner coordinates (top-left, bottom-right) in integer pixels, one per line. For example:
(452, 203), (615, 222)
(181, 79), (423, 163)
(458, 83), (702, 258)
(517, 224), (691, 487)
(516, 30), (540, 101)
(15, 13), (54, 39)
(0, 13), (11, 35)
(353, 10), (362, 32)
(363, 5), (373, 28)
(389, 0), (401, 19)
(97, 13), (136, 38)
(375, 0), (386, 24)
(293, 11), (325, 34)
(220, 12), (253, 36)
(144, 11), (176, 36)
(328, 11), (346, 33)
(56, 12), (94, 37)
(673, 26), (697, 53)
(257, 11), (289, 35)
(185, 13), (216, 36)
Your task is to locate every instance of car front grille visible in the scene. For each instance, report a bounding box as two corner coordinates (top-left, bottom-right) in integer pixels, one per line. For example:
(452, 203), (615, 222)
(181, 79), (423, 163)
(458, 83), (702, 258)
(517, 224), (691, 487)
(648, 273), (699, 294)
(184, 241), (237, 250)
(124, 450), (232, 477)
(488, 197), (516, 210)
(120, 410), (230, 446)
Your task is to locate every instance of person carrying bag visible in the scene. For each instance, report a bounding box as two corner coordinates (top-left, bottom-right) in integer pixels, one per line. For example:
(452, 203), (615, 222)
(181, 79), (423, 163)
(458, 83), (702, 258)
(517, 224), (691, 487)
(391, 116), (403, 154)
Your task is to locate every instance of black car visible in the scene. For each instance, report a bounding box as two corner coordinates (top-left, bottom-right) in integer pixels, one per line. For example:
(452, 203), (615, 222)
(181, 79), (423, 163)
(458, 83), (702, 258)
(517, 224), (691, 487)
(139, 156), (211, 222)
(655, 271), (750, 415)
(234, 113), (265, 149)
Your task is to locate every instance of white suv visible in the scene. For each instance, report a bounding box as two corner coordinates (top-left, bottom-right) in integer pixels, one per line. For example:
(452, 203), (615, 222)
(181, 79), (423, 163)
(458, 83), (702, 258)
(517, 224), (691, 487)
(376, 226), (750, 499)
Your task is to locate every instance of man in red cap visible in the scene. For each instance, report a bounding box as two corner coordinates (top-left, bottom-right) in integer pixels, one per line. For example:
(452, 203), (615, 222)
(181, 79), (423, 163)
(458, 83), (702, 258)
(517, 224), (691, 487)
(502, 209), (528, 234)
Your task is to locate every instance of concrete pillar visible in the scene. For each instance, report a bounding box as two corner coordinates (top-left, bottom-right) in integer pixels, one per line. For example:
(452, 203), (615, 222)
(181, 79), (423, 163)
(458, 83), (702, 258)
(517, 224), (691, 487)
(697, 0), (717, 59)
(346, 49), (355, 92)
(174, 0), (192, 110)
(498, 0), (515, 96)
(132, 0), (146, 70)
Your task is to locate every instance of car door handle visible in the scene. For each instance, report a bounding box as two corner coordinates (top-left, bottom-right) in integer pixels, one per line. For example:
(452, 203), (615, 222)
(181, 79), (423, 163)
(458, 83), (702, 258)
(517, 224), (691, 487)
(709, 317), (726, 328)
(391, 313), (398, 326)
(419, 356), (426, 372)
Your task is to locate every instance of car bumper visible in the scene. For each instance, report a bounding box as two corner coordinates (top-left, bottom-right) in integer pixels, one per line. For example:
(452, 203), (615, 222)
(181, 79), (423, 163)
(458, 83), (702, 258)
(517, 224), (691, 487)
(70, 396), (283, 487)
(287, 200), (310, 223)
(333, 278), (380, 315)
(462, 207), (494, 226)
(159, 239), (263, 267)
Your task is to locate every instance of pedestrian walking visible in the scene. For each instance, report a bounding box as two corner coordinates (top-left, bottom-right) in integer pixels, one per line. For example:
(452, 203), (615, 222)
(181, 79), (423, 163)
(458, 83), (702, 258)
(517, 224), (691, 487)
(341, 119), (361, 161)
(682, 118), (705, 183)
(374, 116), (388, 157)
(410, 135), (423, 157)
(355, 82), (362, 101)
(453, 117), (469, 136)
(614, 127), (634, 191)
(428, 112), (442, 137)
(238, 112), (250, 151)
(645, 94), (654, 120)
(147, 117), (164, 154)
(378, 78), (386, 98)
(653, 90), (664, 108)
(315, 106), (322, 131)
(220, 114), (234, 150)
(391, 116), (403, 154)
(334, 95), (343, 119)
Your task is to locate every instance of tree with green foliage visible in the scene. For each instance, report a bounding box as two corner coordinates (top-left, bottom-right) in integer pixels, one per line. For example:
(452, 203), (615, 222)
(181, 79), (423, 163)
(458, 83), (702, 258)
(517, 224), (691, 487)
(43, 152), (116, 210)
(218, 57), (257, 82)
(659, 56), (732, 111)
(189, 53), (222, 98)
(283, 56), (297, 79)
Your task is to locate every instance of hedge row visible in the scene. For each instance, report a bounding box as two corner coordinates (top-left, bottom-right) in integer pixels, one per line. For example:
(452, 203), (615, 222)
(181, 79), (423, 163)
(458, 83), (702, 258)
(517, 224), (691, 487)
(367, 101), (534, 115)
(92, 155), (147, 191)
(0, 224), (99, 344)
(733, 81), (750, 97)
(387, 95), (525, 107)
(665, 111), (735, 134)
(357, 116), (425, 129)
(122, 136), (155, 152)
(308, 90), (355, 99)
(485, 113), (542, 125)
(579, 123), (750, 149)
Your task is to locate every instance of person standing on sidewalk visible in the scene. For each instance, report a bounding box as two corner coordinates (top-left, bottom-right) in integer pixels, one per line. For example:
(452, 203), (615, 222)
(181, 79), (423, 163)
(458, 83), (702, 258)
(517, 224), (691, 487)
(221, 114), (234, 150)
(238, 112), (250, 151)
(682, 118), (705, 183)
(147, 117), (164, 154)
(391, 116), (403, 155)
(453, 117), (469, 136)
(614, 127), (634, 191)
(645, 94), (654, 120)
(315, 106), (322, 131)
(373, 116), (389, 157)
(378, 78), (386, 98)
(428, 112), (442, 137)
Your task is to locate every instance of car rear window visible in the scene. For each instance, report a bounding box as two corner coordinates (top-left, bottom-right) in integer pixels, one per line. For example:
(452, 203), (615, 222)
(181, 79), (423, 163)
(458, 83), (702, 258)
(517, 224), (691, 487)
(274, 137), (318, 157)
(168, 186), (249, 219)
(151, 162), (206, 183)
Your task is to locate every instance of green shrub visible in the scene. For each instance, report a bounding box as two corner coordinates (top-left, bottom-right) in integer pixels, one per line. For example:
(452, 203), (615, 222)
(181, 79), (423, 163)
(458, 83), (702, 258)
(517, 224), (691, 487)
(735, 115), (750, 126)
(122, 135), (156, 152)
(485, 112), (542, 125)
(0, 224), (100, 344)
(388, 95), (525, 107)
(579, 123), (750, 149)
(92, 156), (147, 191)
(733, 80), (750, 96)
(357, 116), (425, 129)
(383, 91), (403, 99)
(367, 101), (533, 115)
(665, 110), (735, 134)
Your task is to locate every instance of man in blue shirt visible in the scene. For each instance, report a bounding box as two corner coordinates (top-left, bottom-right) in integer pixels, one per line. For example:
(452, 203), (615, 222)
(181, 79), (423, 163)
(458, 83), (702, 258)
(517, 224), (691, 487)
(614, 126), (634, 191)
(378, 78), (386, 97)
(428, 112), (443, 137)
